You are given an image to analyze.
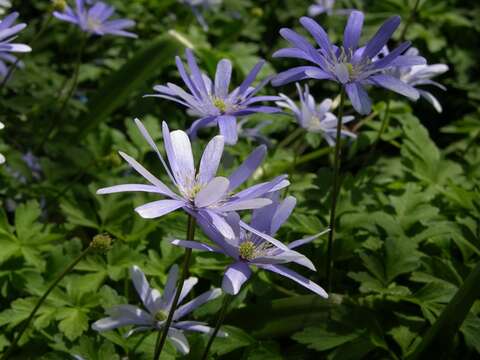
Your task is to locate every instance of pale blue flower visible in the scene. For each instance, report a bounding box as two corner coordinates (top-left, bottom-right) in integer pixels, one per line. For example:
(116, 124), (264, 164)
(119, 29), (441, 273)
(0, 12), (31, 78)
(92, 265), (224, 355)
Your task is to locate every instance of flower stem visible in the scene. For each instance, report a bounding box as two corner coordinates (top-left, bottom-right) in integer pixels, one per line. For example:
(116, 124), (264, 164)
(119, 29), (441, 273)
(36, 34), (87, 152)
(277, 127), (303, 149)
(1, 245), (92, 360)
(400, 0), (421, 41)
(0, 14), (53, 91)
(153, 214), (196, 360)
(326, 88), (346, 293)
(201, 294), (232, 360)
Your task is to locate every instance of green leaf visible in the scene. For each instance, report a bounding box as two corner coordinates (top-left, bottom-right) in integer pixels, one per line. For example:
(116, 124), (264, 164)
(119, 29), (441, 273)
(78, 34), (182, 138)
(211, 326), (255, 356)
(56, 307), (89, 341)
(292, 327), (362, 352)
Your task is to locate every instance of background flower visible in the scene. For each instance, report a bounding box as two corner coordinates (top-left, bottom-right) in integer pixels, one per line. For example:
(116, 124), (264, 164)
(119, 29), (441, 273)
(272, 11), (427, 114)
(276, 83), (356, 146)
(93, 265), (224, 355)
(0, 12), (31, 78)
(53, 0), (137, 38)
(149, 48), (280, 144)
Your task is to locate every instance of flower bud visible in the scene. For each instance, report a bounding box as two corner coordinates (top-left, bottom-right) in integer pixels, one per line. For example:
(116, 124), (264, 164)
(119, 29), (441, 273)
(90, 234), (113, 252)
(51, 0), (67, 12)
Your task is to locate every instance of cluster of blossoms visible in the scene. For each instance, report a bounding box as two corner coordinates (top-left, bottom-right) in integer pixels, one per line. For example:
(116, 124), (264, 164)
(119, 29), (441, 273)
(1, 1), (451, 357)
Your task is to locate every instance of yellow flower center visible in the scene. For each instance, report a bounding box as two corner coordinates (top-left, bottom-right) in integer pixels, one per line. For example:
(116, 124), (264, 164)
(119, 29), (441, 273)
(212, 96), (228, 113)
(239, 241), (256, 261)
(155, 310), (168, 322)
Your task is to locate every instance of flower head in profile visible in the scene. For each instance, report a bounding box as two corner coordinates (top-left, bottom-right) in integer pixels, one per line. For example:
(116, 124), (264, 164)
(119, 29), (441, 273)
(92, 265), (224, 355)
(97, 119), (289, 239)
(272, 11), (427, 114)
(53, 0), (137, 38)
(148, 48), (280, 145)
(276, 83), (356, 146)
(0, 12), (31, 78)
(378, 47), (448, 113)
(172, 193), (328, 297)
(179, 0), (222, 31)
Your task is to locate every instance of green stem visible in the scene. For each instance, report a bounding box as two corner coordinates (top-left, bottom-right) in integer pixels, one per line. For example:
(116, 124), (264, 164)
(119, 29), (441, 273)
(399, 0), (421, 41)
(153, 215), (196, 360)
(277, 127), (303, 149)
(36, 34), (87, 152)
(296, 147), (332, 166)
(0, 14), (53, 91)
(326, 88), (346, 293)
(201, 295), (232, 360)
(1, 246), (92, 360)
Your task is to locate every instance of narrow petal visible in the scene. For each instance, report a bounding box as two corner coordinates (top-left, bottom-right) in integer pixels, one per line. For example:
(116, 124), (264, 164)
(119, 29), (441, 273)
(198, 135), (224, 185)
(288, 228), (330, 249)
(343, 11), (364, 50)
(168, 327), (190, 355)
(171, 239), (221, 253)
(96, 184), (177, 198)
(363, 16), (401, 59)
(228, 145), (266, 191)
(299, 17), (332, 53)
(222, 262), (252, 295)
(204, 210), (236, 240)
(370, 74), (419, 100)
(158, 265), (179, 311)
(118, 151), (170, 190)
(214, 59), (232, 98)
(238, 60), (265, 96)
(130, 266), (161, 314)
(169, 130), (196, 188)
(260, 264), (328, 298)
(174, 288), (222, 320)
(345, 82), (372, 115)
(216, 198), (272, 212)
(135, 199), (184, 219)
(218, 115), (238, 145)
(271, 196), (296, 234)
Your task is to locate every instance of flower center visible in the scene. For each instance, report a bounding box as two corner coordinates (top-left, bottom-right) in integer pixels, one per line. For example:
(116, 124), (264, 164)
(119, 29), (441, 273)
(239, 241), (256, 261)
(155, 310), (168, 322)
(87, 17), (102, 32)
(212, 96), (228, 113)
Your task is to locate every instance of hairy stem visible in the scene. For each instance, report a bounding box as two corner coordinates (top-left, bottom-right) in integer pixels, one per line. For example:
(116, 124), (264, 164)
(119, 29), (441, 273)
(201, 295), (232, 360)
(1, 246), (92, 360)
(153, 215), (196, 359)
(326, 88), (346, 293)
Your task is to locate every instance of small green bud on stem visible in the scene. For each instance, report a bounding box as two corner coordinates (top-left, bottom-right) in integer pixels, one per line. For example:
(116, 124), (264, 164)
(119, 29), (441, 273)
(90, 234), (113, 253)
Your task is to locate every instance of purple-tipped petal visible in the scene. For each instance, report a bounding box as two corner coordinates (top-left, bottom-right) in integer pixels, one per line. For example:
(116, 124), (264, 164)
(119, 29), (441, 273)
(260, 264), (328, 298)
(218, 115), (238, 145)
(299, 17), (332, 53)
(363, 15), (401, 59)
(135, 199), (184, 219)
(343, 11), (364, 50)
(345, 82), (372, 115)
(222, 262), (252, 295)
(228, 145), (266, 191)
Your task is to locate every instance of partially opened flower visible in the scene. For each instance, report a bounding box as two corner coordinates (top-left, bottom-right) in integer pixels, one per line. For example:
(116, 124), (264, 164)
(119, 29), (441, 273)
(0, 12), (31, 78)
(171, 193), (328, 297)
(53, 0), (137, 38)
(272, 11), (427, 114)
(97, 119), (289, 239)
(92, 265), (224, 355)
(148, 48), (280, 145)
(379, 47), (448, 113)
(276, 83), (356, 146)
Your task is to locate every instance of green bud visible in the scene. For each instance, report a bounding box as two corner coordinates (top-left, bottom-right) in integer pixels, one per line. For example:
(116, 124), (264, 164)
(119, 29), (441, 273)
(90, 234), (113, 253)
(51, 0), (67, 12)
(251, 7), (263, 17)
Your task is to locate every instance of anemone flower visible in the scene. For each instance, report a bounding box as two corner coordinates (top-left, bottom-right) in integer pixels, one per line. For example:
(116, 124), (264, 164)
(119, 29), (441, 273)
(148, 48), (280, 145)
(171, 193), (329, 297)
(276, 83), (356, 146)
(272, 11), (427, 114)
(379, 47), (448, 113)
(97, 119), (289, 240)
(0, 12), (31, 78)
(53, 0), (137, 38)
(92, 265), (224, 355)
(308, 0), (351, 17)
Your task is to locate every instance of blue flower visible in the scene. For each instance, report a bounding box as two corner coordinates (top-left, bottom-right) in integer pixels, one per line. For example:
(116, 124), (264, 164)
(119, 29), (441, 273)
(97, 119), (289, 240)
(272, 11), (427, 114)
(179, 0), (222, 31)
(308, 0), (351, 17)
(0, 12), (31, 78)
(149, 48), (280, 145)
(53, 0), (137, 38)
(171, 193), (329, 297)
(92, 265), (224, 355)
(276, 83), (356, 146)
